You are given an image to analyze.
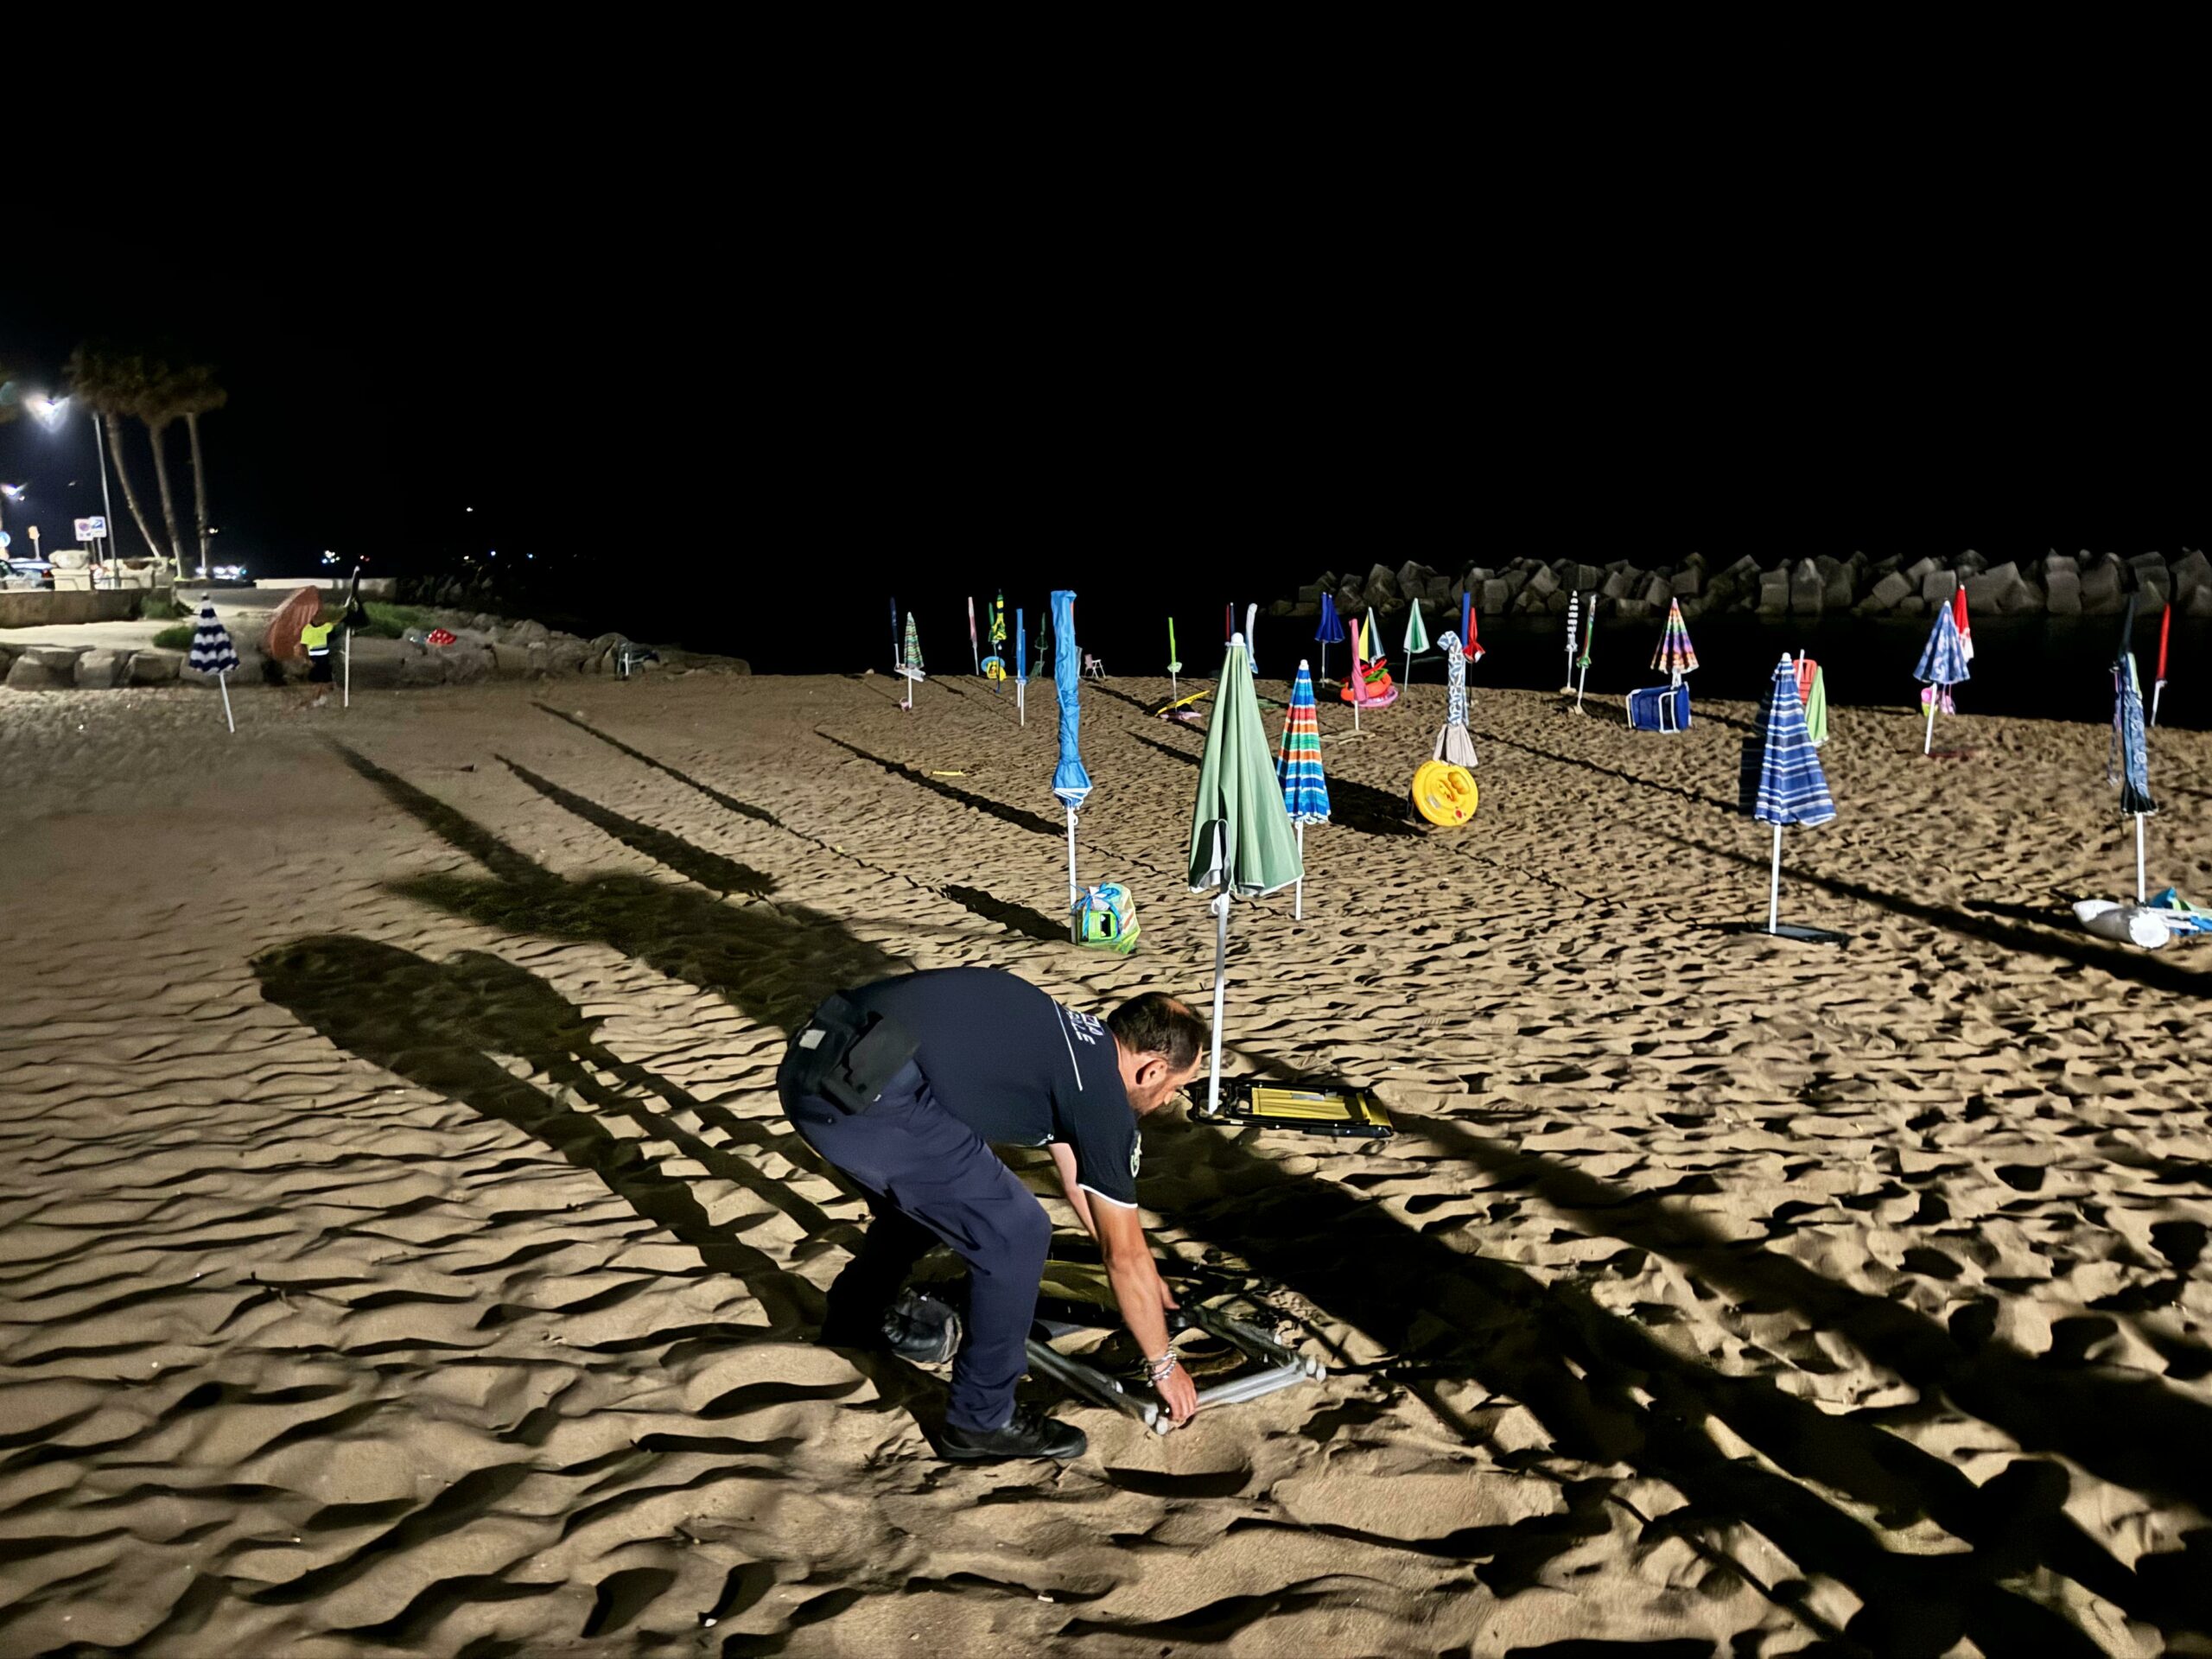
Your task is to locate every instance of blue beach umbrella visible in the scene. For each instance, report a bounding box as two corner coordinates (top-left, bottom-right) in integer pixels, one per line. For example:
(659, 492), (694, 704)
(1052, 589), (1092, 934)
(1277, 660), (1331, 919)
(1315, 594), (1344, 683)
(1914, 602), (1971, 754)
(1752, 653), (1838, 939)
(2118, 646), (2158, 900)
(1015, 607), (1027, 727)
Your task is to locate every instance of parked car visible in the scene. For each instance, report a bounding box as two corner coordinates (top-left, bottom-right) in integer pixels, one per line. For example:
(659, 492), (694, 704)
(0, 558), (49, 590)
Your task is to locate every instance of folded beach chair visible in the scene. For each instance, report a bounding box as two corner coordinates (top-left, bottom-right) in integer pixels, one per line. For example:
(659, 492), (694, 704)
(1626, 683), (1691, 733)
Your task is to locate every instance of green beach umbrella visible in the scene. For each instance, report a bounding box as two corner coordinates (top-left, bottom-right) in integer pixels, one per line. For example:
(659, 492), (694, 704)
(1187, 631), (1303, 1112)
(1403, 598), (1429, 683)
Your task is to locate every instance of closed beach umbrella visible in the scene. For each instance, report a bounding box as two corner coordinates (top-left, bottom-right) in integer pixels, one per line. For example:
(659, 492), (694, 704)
(1189, 632), (1302, 1110)
(1052, 589), (1092, 935)
(1434, 631), (1478, 771)
(1913, 602), (1970, 754)
(1753, 653), (1837, 938)
(2119, 646), (2158, 900)
(1954, 586), (1974, 662)
(1015, 607), (1027, 727)
(189, 601), (240, 734)
(968, 596), (980, 676)
(1651, 598), (1699, 689)
(1277, 660), (1331, 920)
(1565, 592), (1580, 690)
(1403, 598), (1429, 684)
(1574, 597), (1596, 709)
(890, 597), (899, 675)
(1315, 594), (1344, 683)
(2153, 606), (2171, 727)
(901, 612), (924, 710)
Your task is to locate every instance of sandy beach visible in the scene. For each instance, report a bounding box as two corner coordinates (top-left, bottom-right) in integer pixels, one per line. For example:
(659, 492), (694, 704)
(2, 666), (2209, 1657)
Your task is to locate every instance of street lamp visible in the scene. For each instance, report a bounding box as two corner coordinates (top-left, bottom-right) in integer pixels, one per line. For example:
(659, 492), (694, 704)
(21, 392), (124, 584)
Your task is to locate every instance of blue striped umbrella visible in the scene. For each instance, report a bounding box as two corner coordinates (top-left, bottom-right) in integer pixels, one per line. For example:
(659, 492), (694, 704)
(2119, 648), (2158, 899)
(1015, 607), (1027, 727)
(1914, 602), (1971, 753)
(189, 601), (240, 734)
(1754, 653), (1836, 937)
(1052, 590), (1091, 937)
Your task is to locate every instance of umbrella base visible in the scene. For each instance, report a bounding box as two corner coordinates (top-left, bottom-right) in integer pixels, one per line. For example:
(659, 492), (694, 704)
(1726, 920), (1849, 945)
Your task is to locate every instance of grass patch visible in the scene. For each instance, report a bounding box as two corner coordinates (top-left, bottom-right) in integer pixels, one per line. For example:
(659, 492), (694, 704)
(151, 623), (194, 651)
(141, 595), (192, 621)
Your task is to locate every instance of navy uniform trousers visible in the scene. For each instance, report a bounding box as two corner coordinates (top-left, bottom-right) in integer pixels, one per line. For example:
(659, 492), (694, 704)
(778, 1047), (1049, 1433)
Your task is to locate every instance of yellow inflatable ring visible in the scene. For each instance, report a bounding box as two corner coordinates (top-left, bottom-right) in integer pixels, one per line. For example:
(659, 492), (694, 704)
(1412, 760), (1478, 826)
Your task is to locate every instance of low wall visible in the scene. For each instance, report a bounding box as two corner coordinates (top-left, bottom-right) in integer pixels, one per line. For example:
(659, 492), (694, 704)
(253, 577), (398, 599)
(0, 589), (143, 629)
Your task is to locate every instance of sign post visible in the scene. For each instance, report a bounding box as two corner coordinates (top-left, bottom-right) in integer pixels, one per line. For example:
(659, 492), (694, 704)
(75, 518), (105, 587)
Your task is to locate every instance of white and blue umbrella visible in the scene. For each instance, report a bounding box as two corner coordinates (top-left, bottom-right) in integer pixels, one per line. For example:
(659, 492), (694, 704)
(2118, 646), (2158, 900)
(1052, 589), (1092, 936)
(189, 601), (240, 734)
(1914, 602), (1971, 754)
(1754, 653), (1837, 938)
(1014, 607), (1027, 727)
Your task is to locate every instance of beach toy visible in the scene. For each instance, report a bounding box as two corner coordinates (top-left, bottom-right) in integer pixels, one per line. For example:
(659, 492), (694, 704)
(1072, 882), (1140, 954)
(426, 626), (457, 647)
(1411, 760), (1478, 826)
(982, 655), (1007, 681)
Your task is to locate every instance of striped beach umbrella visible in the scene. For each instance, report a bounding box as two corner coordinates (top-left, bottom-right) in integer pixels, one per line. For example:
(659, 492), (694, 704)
(1052, 590), (1092, 934)
(1651, 598), (1699, 687)
(1190, 632), (1303, 1110)
(189, 601), (240, 734)
(1564, 592), (1580, 690)
(1433, 631), (1478, 771)
(2119, 645), (2158, 901)
(1913, 602), (1970, 753)
(1574, 596), (1596, 709)
(1277, 660), (1330, 919)
(900, 611), (924, 710)
(1753, 653), (1838, 938)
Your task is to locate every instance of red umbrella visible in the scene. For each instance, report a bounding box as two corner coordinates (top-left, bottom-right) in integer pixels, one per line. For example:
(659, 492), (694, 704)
(262, 586), (324, 662)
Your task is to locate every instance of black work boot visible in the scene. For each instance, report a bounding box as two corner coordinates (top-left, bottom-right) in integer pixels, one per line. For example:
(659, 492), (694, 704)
(938, 1405), (1088, 1463)
(822, 1289), (962, 1366)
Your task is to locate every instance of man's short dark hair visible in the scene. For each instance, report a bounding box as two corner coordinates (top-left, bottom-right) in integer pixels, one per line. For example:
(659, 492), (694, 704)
(1109, 993), (1208, 1070)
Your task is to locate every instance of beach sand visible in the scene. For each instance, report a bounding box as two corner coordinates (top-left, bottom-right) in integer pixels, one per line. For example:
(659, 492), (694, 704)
(1, 667), (2208, 1657)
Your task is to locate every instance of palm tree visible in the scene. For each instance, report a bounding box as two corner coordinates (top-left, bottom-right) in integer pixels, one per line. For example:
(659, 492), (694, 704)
(64, 346), (168, 566)
(130, 359), (192, 579)
(169, 364), (226, 579)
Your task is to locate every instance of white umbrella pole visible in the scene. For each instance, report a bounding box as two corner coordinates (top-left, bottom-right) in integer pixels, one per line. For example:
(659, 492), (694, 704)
(1352, 699), (1361, 735)
(343, 630), (352, 709)
(1576, 659), (1590, 710)
(1066, 807), (1079, 941)
(2152, 680), (2165, 727)
(1294, 823), (1305, 922)
(1923, 696), (1936, 755)
(1768, 823), (1783, 934)
(2136, 812), (2147, 904)
(218, 671), (234, 734)
(1171, 671), (1179, 701)
(1208, 893), (1230, 1113)
(1017, 683), (1026, 726)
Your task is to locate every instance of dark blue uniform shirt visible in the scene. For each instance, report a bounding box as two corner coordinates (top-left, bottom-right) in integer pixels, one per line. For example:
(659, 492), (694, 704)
(847, 968), (1139, 1208)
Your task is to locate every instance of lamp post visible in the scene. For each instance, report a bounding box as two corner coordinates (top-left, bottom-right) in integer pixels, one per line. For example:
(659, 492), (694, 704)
(24, 393), (124, 586)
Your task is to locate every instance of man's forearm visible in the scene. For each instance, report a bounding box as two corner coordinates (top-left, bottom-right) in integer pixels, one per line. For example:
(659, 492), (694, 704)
(1106, 1252), (1173, 1362)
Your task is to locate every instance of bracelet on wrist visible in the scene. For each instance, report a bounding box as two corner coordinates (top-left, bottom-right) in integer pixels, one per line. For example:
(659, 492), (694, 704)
(1146, 1351), (1179, 1384)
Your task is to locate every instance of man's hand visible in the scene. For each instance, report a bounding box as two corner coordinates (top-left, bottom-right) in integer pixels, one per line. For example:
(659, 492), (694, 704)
(1156, 1357), (1198, 1424)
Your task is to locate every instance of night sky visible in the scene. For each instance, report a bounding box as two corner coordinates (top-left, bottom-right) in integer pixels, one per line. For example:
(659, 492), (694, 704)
(5, 246), (2204, 675)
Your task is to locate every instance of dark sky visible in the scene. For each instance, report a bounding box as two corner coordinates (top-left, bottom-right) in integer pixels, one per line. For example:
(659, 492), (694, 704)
(5, 238), (2205, 671)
